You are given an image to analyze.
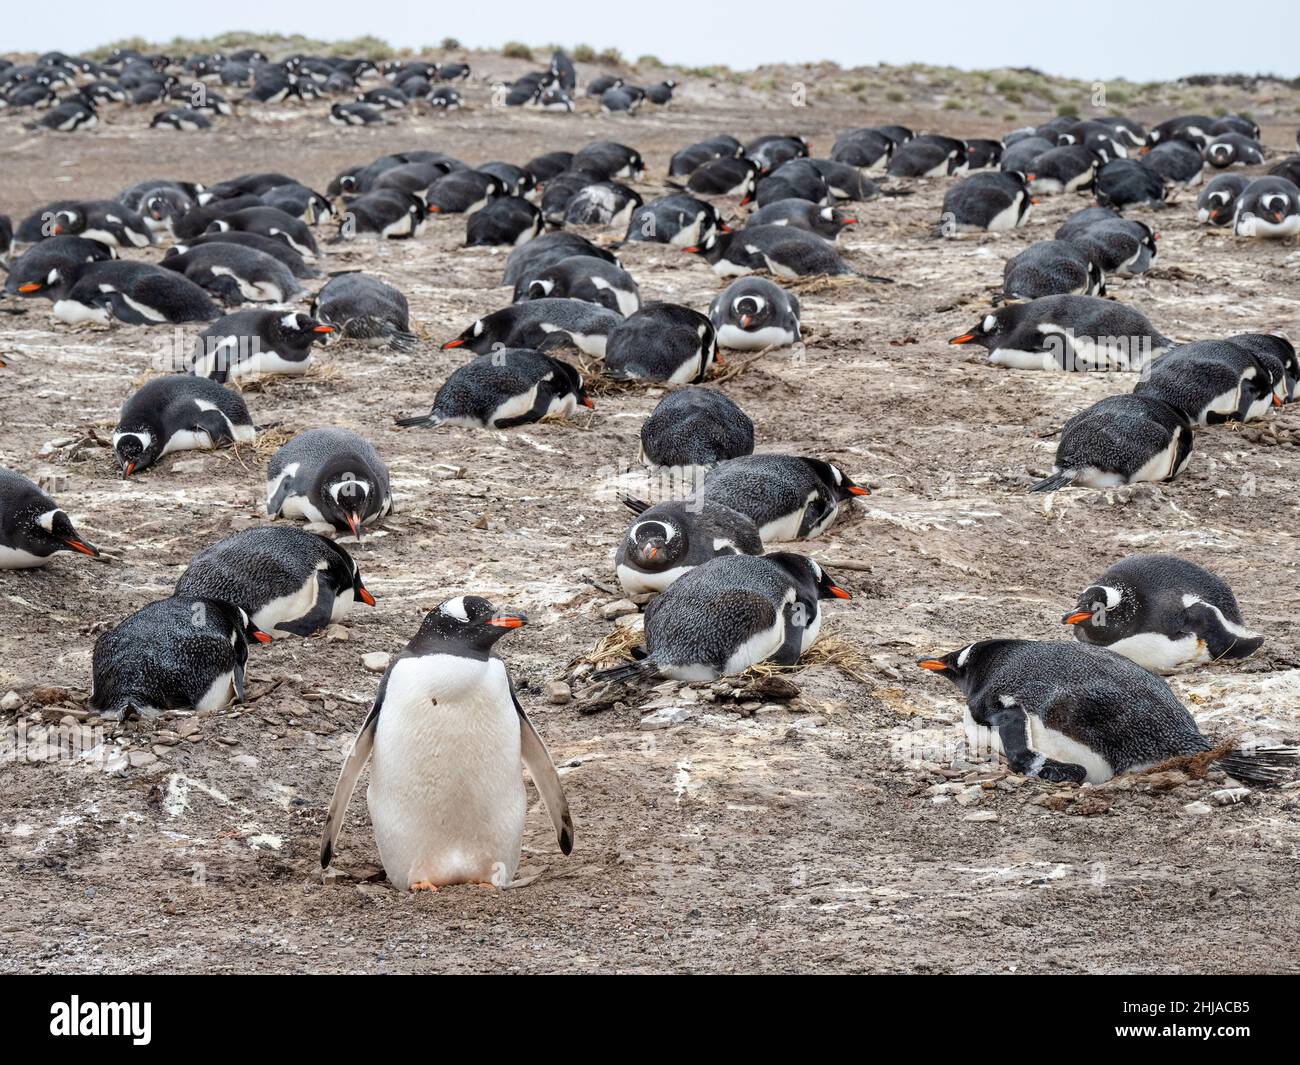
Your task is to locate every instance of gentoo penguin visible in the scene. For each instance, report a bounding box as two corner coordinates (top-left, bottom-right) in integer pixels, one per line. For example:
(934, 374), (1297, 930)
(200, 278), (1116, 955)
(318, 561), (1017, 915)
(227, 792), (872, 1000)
(1000, 135), (1054, 176)
(1142, 140), (1204, 189)
(158, 242), (303, 306)
(939, 171), (1032, 235)
(604, 303), (720, 385)
(888, 136), (967, 178)
(562, 183), (644, 228)
(1269, 156), (1300, 187)
(429, 83), (464, 109)
(1211, 114), (1260, 139)
(539, 170), (603, 226)
(443, 299), (621, 358)
(1204, 134), (1265, 169)
(1054, 121), (1125, 160)
(1026, 144), (1100, 194)
(1147, 115), (1213, 150)
(1094, 158), (1168, 210)
(790, 159), (874, 201)
(753, 161), (832, 208)
(601, 85), (643, 113)
(669, 139), (740, 177)
(1234, 177), (1300, 238)
(337, 190), (427, 240)
(548, 50), (577, 91)
(134, 185), (202, 235)
(465, 197), (543, 247)
(0, 468), (98, 568)
(571, 140), (644, 180)
(5, 235), (114, 297)
(320, 596), (573, 890)
(330, 101), (386, 126)
(151, 107), (210, 131)
(43, 261), (219, 326)
(476, 162), (535, 199)
(746, 134), (810, 174)
(639, 387), (754, 467)
(614, 497), (763, 597)
(16, 199), (153, 247)
(524, 150), (576, 183)
(207, 206), (319, 258)
(702, 454), (867, 541)
(190, 310), (335, 382)
(372, 159), (456, 197)
(514, 255), (641, 316)
(310, 273), (415, 351)
(0, 213), (12, 265)
(426, 170), (505, 215)
(396, 349), (591, 429)
(1063, 554), (1263, 674)
(964, 138), (1004, 170)
(89, 596), (271, 720)
(1230, 332), (1300, 401)
(1029, 394), (1193, 492)
(916, 639), (1296, 785)
(645, 80), (675, 105)
(176, 527), (374, 638)
(1098, 116), (1147, 150)
(266, 427), (392, 540)
(949, 295), (1170, 371)
(113, 375), (255, 476)
(708, 276), (801, 350)
(683, 157), (760, 199)
(624, 194), (725, 247)
(831, 127), (894, 171)
(501, 232), (619, 287)
(261, 183), (333, 224)
(435, 62), (471, 80)
(172, 231), (317, 278)
(687, 225), (851, 279)
(1135, 340), (1285, 425)
(1055, 209), (1158, 275)
(1003, 240), (1106, 300)
(586, 74), (624, 97)
(596, 552), (850, 682)
(359, 85), (407, 109)
(746, 199), (856, 240)
(1196, 173), (1251, 225)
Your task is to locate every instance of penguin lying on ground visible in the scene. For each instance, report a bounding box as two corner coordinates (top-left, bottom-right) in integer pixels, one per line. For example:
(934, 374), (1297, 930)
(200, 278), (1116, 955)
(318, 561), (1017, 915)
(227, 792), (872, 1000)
(572, 140), (645, 180)
(830, 127), (894, 171)
(949, 295), (1170, 371)
(337, 189), (427, 240)
(1204, 133), (1265, 169)
(321, 596), (573, 891)
(708, 276), (801, 350)
(45, 261), (220, 326)
(16, 199), (153, 248)
(467, 196), (543, 247)
(625, 194), (726, 246)
(1003, 240), (1106, 300)
(171, 231), (317, 278)
(1196, 173), (1251, 226)
(113, 375), (255, 476)
(702, 454), (867, 541)
(426, 169), (505, 214)
(1063, 554), (1263, 673)
(614, 497), (764, 597)
(1055, 209), (1158, 275)
(443, 299), (621, 358)
(747, 134), (810, 174)
(745, 199), (856, 240)
(266, 427), (392, 540)
(190, 310), (335, 382)
(5, 235), (114, 296)
(917, 640), (1295, 785)
(513, 255), (641, 317)
(90, 596), (271, 720)
(687, 225), (853, 279)
(670, 139), (740, 177)
(563, 183), (643, 228)
(939, 171), (1032, 235)
(1094, 159), (1167, 210)
(208, 205), (319, 258)
(396, 349), (591, 429)
(310, 272), (415, 351)
(1134, 340), (1285, 425)
(1029, 394), (1193, 492)
(682, 157), (759, 200)
(0, 468), (98, 568)
(158, 242), (303, 305)
(176, 527), (375, 638)
(888, 135), (967, 178)
(1230, 333), (1299, 400)
(639, 387), (754, 467)
(604, 303), (720, 385)
(596, 553), (850, 683)
(754, 159), (830, 207)
(502, 231), (619, 287)
(1234, 177), (1300, 239)
(1142, 139), (1204, 189)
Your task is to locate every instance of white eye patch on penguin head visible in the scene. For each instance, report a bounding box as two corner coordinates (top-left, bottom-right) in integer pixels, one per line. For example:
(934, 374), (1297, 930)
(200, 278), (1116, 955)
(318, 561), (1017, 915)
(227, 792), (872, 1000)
(917, 642), (977, 680)
(419, 594), (528, 652)
(629, 519), (681, 569)
(324, 476), (374, 540)
(732, 294), (767, 327)
(949, 312), (1001, 348)
(1063, 583), (1134, 639)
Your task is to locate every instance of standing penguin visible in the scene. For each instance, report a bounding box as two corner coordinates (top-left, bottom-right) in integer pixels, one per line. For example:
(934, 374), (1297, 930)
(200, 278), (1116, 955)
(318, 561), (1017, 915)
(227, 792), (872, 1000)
(89, 596), (272, 720)
(615, 497), (764, 597)
(190, 310), (335, 382)
(0, 468), (98, 568)
(708, 276), (801, 350)
(702, 454), (868, 541)
(176, 527), (375, 638)
(266, 427), (392, 540)
(917, 640), (1295, 785)
(320, 597), (573, 891)
(396, 349), (592, 430)
(1063, 554), (1263, 673)
(113, 375), (255, 476)
(310, 272), (415, 352)
(639, 387), (754, 467)
(604, 303), (720, 385)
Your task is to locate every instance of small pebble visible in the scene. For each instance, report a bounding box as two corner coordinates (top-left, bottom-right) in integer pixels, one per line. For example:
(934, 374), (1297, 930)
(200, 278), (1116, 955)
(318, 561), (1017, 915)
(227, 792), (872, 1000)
(363, 652), (391, 673)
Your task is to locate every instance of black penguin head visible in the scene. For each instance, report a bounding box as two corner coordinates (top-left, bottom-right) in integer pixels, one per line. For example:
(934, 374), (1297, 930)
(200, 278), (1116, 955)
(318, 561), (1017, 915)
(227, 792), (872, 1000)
(234, 604), (274, 646)
(627, 517), (684, 572)
(732, 292), (773, 331)
(413, 595), (527, 656)
(49, 207), (86, 236)
(321, 537), (376, 607)
(805, 458), (869, 502)
(917, 643), (983, 685)
(443, 315), (491, 350)
(16, 265), (68, 296)
(816, 205), (856, 236)
(273, 312), (335, 348)
(8, 504), (98, 559)
(768, 553), (851, 601)
(949, 309), (1010, 350)
(113, 429), (161, 478)
(322, 474), (376, 540)
(1064, 583), (1137, 645)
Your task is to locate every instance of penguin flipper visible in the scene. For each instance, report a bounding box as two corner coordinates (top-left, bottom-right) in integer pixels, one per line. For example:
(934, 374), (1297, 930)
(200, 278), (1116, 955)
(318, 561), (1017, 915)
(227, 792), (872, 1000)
(622, 497), (651, 515)
(771, 603), (805, 665)
(278, 573), (336, 637)
(511, 680), (574, 856)
(1029, 470), (1077, 493)
(320, 696), (382, 870)
(266, 472), (297, 516)
(1181, 602), (1264, 662)
(986, 701), (1087, 783)
(189, 409), (237, 448)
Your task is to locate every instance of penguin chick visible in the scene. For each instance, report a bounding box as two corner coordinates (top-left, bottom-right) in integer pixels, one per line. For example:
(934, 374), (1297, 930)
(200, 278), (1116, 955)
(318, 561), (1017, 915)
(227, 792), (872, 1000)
(176, 527), (375, 638)
(1063, 554), (1263, 673)
(113, 375), (255, 476)
(639, 387), (754, 467)
(708, 276), (801, 350)
(266, 427), (392, 540)
(396, 348), (591, 429)
(0, 467), (98, 568)
(917, 639), (1296, 785)
(614, 497), (764, 597)
(320, 596), (573, 890)
(702, 454), (867, 541)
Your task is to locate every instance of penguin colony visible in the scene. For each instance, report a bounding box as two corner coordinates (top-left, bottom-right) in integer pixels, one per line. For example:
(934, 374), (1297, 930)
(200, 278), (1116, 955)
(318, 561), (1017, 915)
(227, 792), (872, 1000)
(2, 44), (1299, 896)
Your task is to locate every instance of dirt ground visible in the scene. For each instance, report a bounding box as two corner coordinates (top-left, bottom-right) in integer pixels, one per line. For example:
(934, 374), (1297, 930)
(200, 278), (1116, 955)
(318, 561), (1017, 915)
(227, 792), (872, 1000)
(2, 65), (1300, 974)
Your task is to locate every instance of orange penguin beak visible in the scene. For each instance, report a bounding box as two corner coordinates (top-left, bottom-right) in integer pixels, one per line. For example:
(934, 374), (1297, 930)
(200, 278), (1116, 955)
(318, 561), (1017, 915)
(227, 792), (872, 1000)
(740, 314), (753, 328)
(1063, 610), (1093, 625)
(252, 628), (273, 644)
(441, 338), (465, 349)
(829, 585), (851, 600)
(313, 324), (335, 333)
(949, 332), (977, 345)
(50, 223), (63, 235)
(581, 395), (594, 409)
(917, 659), (947, 671)
(122, 462), (136, 479)
(357, 584), (376, 606)
(18, 282), (42, 293)
(345, 512), (362, 540)
(487, 614), (526, 629)
(61, 535), (99, 557)
(846, 485), (868, 496)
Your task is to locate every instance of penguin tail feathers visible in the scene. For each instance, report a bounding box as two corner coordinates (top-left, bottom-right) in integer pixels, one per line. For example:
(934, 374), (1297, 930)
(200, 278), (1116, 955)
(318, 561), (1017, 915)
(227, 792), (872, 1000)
(880, 187), (915, 198)
(622, 496), (651, 515)
(388, 329), (418, 352)
(591, 658), (656, 685)
(1029, 470), (1076, 493)
(1215, 744), (1299, 787)
(394, 411), (442, 428)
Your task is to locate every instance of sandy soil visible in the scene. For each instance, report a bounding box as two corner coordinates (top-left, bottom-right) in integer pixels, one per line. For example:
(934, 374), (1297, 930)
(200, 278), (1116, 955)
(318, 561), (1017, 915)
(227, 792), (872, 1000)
(2, 70), (1300, 974)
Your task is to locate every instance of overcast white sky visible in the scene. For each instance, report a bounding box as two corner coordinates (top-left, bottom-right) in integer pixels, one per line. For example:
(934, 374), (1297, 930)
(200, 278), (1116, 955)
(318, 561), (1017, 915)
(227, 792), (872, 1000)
(8, 0), (1297, 82)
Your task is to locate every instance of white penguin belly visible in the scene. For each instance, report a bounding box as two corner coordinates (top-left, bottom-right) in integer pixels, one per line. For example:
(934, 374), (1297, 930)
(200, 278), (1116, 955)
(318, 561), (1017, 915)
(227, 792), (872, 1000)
(254, 572), (321, 636)
(230, 349), (312, 378)
(1026, 716), (1114, 783)
(1104, 631), (1208, 674)
(195, 670), (236, 712)
(367, 655), (526, 889)
(487, 384), (541, 427)
(716, 323), (795, 350)
(52, 300), (111, 325)
(0, 544), (53, 569)
(616, 561), (691, 596)
(278, 493), (326, 524)
(721, 602), (790, 675)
